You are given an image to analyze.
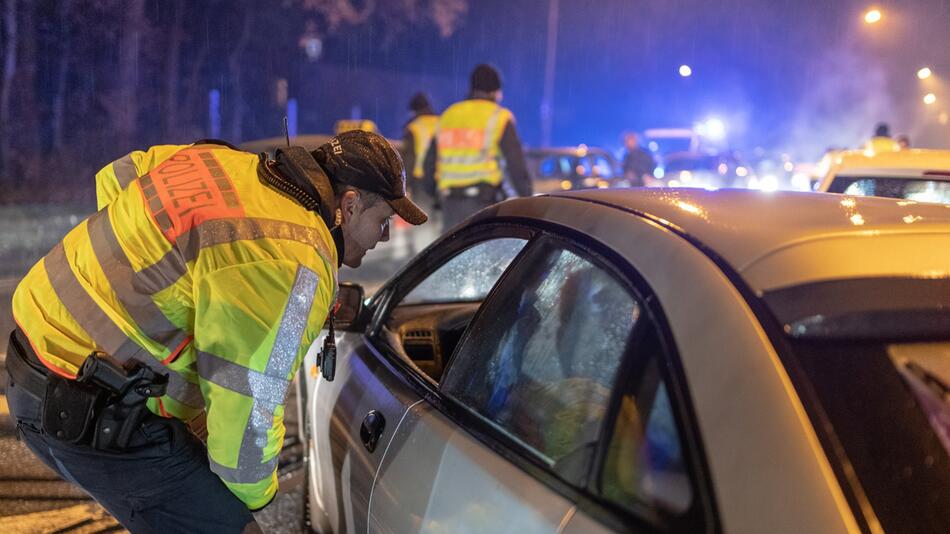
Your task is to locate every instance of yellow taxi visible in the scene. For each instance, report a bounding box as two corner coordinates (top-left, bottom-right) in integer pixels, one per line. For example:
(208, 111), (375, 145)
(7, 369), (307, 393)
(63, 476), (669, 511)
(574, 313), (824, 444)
(817, 148), (950, 204)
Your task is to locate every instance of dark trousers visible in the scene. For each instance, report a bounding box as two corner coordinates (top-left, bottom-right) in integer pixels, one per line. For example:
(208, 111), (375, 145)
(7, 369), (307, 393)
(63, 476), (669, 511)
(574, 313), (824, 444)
(440, 195), (494, 232)
(5, 369), (255, 533)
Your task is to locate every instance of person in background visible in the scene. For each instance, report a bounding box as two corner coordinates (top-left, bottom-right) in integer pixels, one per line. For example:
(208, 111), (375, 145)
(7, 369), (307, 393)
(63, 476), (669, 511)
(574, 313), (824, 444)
(865, 122), (900, 153)
(401, 93), (441, 252)
(424, 64), (532, 231)
(897, 134), (911, 149)
(621, 132), (656, 187)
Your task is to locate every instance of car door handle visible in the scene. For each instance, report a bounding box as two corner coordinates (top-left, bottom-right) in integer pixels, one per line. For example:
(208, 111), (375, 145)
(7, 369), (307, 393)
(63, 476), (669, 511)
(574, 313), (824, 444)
(360, 410), (386, 453)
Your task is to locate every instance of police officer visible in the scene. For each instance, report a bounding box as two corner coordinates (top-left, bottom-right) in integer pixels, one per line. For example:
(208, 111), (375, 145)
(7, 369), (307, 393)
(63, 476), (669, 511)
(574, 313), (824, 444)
(424, 64), (532, 231)
(5, 131), (426, 532)
(401, 92), (439, 200)
(401, 93), (441, 253)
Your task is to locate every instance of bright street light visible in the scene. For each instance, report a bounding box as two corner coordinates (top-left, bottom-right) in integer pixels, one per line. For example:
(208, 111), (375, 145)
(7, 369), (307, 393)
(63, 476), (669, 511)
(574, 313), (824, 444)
(864, 8), (882, 24)
(924, 93), (937, 105)
(695, 117), (726, 140)
(679, 64), (692, 77)
(918, 67), (933, 80)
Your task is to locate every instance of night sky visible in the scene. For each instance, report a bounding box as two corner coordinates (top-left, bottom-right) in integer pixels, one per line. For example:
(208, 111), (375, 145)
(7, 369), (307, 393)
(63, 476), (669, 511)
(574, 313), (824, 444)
(301, 0), (950, 158)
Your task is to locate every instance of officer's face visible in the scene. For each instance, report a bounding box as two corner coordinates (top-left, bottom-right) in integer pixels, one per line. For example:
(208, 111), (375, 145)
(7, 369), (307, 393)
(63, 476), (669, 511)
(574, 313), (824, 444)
(340, 191), (393, 268)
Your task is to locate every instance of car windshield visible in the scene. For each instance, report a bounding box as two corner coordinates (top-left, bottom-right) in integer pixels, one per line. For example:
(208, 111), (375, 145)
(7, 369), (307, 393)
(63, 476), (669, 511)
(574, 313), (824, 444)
(789, 340), (950, 532)
(829, 176), (950, 204)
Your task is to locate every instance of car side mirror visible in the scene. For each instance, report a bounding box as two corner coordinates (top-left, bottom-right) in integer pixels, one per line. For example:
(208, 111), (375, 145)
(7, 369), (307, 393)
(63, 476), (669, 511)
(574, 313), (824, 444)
(333, 282), (366, 331)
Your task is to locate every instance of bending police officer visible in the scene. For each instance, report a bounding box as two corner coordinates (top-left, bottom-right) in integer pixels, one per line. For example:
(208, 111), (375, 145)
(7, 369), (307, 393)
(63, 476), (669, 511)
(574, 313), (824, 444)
(5, 131), (426, 532)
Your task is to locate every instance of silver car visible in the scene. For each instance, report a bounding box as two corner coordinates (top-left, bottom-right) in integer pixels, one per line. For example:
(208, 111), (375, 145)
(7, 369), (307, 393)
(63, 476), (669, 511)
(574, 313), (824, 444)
(297, 189), (950, 534)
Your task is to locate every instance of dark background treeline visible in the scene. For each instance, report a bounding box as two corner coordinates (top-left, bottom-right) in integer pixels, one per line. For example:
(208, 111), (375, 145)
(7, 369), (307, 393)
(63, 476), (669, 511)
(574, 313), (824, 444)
(0, 0), (471, 204)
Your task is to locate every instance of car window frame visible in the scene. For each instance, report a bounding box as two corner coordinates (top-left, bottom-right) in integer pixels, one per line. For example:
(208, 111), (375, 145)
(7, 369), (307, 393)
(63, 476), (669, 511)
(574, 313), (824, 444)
(439, 230), (713, 532)
(437, 234), (645, 470)
(366, 221), (536, 339)
(362, 216), (718, 534)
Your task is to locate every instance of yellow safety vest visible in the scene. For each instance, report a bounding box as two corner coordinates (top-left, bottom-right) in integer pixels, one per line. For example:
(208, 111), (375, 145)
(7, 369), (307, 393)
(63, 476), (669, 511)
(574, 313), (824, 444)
(407, 114), (439, 179)
(14, 143), (338, 510)
(435, 100), (513, 190)
(334, 119), (379, 135)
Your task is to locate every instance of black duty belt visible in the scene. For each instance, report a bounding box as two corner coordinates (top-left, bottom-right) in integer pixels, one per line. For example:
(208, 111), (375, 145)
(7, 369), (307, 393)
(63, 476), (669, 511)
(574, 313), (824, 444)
(6, 328), (169, 450)
(6, 329), (49, 399)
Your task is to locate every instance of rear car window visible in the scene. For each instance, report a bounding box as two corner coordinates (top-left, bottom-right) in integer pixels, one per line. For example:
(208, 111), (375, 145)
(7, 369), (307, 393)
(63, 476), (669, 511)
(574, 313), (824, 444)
(829, 176), (950, 204)
(442, 239), (638, 484)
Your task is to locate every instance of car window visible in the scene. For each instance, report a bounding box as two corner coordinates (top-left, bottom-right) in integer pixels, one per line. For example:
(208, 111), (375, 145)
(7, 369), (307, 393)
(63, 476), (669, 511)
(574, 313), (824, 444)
(538, 157), (560, 178)
(835, 176), (950, 204)
(441, 237), (639, 483)
(592, 155), (614, 177)
(601, 346), (693, 515)
(402, 238), (527, 304)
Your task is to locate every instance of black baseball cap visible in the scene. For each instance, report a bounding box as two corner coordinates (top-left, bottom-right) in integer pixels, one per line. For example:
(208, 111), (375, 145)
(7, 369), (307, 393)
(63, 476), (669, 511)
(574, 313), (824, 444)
(470, 64), (502, 93)
(311, 130), (427, 225)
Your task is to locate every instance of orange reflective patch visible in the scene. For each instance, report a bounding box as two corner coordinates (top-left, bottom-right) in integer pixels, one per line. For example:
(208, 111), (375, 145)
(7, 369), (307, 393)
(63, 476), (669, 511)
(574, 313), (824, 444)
(139, 149), (244, 243)
(438, 128), (485, 149)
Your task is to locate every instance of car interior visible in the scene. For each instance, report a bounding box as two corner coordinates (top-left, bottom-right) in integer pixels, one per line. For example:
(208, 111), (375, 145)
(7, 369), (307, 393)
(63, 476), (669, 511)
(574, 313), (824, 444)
(384, 301), (480, 382)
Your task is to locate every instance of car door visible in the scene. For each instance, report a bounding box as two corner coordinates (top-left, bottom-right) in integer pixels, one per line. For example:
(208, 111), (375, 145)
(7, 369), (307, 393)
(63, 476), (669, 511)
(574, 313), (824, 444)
(304, 225), (532, 533)
(367, 232), (664, 532)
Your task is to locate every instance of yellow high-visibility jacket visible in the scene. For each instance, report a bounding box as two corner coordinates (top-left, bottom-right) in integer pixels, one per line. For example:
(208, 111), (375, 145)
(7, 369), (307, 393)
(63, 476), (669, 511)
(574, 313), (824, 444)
(407, 114), (439, 179)
(435, 100), (513, 190)
(13, 143), (338, 510)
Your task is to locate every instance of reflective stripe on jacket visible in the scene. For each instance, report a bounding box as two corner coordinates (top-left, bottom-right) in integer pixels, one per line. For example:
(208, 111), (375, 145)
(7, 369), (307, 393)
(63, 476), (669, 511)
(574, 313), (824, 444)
(13, 144), (338, 509)
(435, 100), (513, 190)
(407, 115), (439, 179)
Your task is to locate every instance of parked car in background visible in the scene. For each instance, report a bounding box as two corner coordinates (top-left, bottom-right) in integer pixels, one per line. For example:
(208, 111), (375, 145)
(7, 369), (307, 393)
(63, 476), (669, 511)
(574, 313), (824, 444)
(653, 151), (752, 189)
(642, 128), (698, 158)
(817, 149), (950, 204)
(524, 146), (621, 194)
(298, 189), (950, 534)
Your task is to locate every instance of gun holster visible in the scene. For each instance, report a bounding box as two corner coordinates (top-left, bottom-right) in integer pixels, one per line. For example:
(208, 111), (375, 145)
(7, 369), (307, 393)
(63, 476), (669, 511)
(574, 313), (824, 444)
(41, 373), (108, 444)
(42, 352), (168, 451)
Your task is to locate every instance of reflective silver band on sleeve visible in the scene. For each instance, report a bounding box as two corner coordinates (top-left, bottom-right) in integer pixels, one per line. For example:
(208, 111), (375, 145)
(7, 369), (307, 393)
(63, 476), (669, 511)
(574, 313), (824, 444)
(205, 265), (320, 485)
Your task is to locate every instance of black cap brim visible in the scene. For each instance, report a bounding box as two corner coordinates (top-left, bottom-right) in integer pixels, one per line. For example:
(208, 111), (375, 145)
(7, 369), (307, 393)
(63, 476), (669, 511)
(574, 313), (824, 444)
(388, 196), (428, 225)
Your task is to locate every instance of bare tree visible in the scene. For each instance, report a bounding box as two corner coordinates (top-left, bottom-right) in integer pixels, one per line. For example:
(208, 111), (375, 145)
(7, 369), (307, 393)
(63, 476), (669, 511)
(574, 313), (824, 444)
(0, 0), (18, 176)
(227, 6), (253, 143)
(18, 0), (39, 156)
(299, 0), (468, 45)
(51, 0), (75, 151)
(162, 0), (185, 140)
(102, 0), (146, 150)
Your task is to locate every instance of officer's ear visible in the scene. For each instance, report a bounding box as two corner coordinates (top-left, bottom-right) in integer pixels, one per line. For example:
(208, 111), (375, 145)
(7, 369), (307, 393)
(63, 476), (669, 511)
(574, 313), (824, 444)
(340, 190), (361, 223)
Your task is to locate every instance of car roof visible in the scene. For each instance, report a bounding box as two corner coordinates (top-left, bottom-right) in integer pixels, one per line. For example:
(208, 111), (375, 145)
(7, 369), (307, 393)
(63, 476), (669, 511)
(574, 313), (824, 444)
(543, 188), (950, 291)
(830, 148), (950, 176)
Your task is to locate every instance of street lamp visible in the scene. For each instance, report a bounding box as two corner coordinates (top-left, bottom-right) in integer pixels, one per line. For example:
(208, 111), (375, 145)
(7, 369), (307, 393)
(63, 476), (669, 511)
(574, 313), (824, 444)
(924, 93), (937, 105)
(918, 67), (933, 80)
(679, 64), (692, 77)
(863, 8), (882, 24)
